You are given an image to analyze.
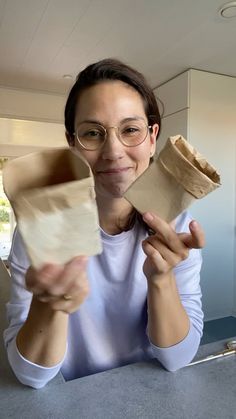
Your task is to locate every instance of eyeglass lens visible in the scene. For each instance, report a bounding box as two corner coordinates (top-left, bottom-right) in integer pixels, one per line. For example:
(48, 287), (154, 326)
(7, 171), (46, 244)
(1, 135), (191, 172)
(76, 120), (149, 150)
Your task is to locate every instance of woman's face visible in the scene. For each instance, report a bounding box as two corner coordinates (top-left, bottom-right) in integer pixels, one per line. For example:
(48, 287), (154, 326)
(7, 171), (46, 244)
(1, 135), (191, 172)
(73, 81), (159, 199)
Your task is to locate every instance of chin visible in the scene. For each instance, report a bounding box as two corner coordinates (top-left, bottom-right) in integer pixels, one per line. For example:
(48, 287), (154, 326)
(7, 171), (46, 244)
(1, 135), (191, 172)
(95, 182), (129, 199)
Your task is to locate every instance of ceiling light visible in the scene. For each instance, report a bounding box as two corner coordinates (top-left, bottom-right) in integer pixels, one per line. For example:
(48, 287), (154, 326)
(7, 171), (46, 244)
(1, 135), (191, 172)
(63, 74), (73, 80)
(219, 1), (236, 18)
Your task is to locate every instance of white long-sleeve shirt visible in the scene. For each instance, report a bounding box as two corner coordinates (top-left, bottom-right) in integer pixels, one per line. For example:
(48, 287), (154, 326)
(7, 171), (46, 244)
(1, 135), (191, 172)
(3, 211), (203, 389)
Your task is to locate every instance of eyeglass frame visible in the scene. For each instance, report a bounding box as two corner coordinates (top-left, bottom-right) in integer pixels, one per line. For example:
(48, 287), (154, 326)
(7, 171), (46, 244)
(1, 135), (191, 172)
(73, 121), (154, 151)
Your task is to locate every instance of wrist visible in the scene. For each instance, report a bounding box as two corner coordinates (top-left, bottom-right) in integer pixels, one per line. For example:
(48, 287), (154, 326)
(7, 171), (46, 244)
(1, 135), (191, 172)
(29, 296), (69, 326)
(16, 296), (68, 366)
(147, 271), (175, 290)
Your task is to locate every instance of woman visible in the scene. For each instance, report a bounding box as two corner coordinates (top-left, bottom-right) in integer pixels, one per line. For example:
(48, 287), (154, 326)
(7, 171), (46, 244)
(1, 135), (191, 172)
(4, 59), (204, 389)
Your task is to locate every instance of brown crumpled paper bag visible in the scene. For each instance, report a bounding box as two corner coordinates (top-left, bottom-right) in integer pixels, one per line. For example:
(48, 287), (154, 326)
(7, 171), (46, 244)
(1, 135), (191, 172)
(124, 135), (221, 222)
(3, 148), (102, 268)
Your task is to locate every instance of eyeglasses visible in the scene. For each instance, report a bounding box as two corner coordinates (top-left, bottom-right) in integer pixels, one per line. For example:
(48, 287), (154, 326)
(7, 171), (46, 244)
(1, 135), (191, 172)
(74, 120), (153, 151)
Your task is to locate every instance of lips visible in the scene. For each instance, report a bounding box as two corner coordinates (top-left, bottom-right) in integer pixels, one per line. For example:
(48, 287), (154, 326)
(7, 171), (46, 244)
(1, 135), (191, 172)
(97, 167), (131, 174)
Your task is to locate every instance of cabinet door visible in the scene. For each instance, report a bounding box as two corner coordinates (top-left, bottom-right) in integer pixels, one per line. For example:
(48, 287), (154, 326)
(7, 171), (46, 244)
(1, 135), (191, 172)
(156, 109), (188, 155)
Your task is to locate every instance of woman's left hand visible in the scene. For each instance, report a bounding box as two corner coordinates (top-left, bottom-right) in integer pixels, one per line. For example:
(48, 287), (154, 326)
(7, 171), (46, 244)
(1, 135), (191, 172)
(142, 212), (205, 281)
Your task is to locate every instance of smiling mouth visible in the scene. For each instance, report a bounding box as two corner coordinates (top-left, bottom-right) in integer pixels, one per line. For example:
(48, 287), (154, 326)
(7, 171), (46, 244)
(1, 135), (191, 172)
(98, 167), (131, 174)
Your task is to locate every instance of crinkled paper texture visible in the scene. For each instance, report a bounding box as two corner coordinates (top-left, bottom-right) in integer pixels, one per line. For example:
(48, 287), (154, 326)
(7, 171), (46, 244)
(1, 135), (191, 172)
(124, 135), (221, 222)
(3, 148), (102, 268)
(18, 200), (101, 269)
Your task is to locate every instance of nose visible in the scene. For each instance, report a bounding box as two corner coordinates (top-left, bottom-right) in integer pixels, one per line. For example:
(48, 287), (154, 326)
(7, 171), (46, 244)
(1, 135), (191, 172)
(101, 127), (125, 161)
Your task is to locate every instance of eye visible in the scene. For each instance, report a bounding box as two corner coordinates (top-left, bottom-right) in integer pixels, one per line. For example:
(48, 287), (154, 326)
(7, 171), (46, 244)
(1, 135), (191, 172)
(122, 126), (140, 136)
(85, 129), (102, 138)
(80, 127), (105, 141)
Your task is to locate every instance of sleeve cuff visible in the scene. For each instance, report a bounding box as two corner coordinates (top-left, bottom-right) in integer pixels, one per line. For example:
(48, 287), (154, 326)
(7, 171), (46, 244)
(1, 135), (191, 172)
(7, 337), (67, 389)
(149, 321), (201, 372)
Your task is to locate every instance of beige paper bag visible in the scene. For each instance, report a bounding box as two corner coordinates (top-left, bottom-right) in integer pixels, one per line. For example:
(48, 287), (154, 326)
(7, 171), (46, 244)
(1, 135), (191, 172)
(3, 148), (102, 268)
(124, 135), (221, 222)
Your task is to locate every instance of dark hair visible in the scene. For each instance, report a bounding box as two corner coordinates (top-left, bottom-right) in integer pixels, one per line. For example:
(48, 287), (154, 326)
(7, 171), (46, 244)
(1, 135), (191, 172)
(64, 58), (161, 144)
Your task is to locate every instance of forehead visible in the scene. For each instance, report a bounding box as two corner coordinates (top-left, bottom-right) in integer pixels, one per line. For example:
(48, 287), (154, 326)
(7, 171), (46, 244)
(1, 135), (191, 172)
(75, 80), (146, 124)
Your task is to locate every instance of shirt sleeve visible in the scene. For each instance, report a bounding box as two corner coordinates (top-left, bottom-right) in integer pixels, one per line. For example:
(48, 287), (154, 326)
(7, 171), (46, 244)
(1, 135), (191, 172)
(148, 211), (204, 371)
(3, 228), (64, 389)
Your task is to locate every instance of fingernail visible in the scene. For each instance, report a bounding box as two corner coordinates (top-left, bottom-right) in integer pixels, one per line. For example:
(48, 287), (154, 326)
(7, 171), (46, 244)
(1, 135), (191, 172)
(143, 212), (154, 222)
(191, 220), (198, 229)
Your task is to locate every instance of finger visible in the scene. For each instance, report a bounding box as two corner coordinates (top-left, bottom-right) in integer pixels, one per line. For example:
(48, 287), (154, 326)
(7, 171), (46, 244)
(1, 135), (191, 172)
(179, 221), (205, 249)
(37, 275), (89, 304)
(26, 264), (63, 295)
(170, 219), (176, 230)
(26, 257), (88, 296)
(143, 212), (183, 253)
(189, 221), (205, 247)
(46, 256), (88, 297)
(49, 279), (90, 314)
(36, 292), (59, 302)
(145, 236), (188, 265)
(142, 241), (168, 272)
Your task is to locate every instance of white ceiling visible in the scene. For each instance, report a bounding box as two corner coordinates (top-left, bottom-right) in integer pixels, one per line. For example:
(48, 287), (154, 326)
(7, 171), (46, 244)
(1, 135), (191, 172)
(0, 0), (236, 95)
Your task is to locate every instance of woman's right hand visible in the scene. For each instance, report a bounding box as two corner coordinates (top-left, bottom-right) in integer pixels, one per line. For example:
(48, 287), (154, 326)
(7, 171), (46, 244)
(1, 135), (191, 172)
(25, 256), (89, 314)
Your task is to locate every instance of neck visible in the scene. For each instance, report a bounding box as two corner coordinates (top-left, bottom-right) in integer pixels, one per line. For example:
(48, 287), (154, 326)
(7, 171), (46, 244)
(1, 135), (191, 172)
(96, 195), (135, 235)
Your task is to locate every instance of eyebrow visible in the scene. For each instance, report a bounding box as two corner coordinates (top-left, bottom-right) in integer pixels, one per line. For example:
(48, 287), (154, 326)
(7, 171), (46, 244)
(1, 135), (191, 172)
(78, 116), (146, 125)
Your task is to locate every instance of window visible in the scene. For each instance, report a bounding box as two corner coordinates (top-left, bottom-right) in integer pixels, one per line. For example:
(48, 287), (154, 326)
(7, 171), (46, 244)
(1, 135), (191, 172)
(0, 158), (15, 260)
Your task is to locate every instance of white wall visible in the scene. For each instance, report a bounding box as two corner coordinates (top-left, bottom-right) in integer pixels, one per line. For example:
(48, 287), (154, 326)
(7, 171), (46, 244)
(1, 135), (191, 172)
(156, 71), (189, 154)
(0, 86), (67, 157)
(156, 109), (189, 154)
(154, 69), (236, 320)
(0, 86), (65, 123)
(189, 70), (236, 320)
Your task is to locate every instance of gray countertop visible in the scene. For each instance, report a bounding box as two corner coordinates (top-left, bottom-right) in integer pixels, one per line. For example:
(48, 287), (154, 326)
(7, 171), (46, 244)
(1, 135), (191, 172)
(1, 259), (235, 418)
(0, 337), (236, 419)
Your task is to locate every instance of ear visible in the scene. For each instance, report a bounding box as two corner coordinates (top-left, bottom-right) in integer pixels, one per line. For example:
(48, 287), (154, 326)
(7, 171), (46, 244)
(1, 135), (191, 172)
(65, 131), (75, 147)
(150, 124), (159, 157)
